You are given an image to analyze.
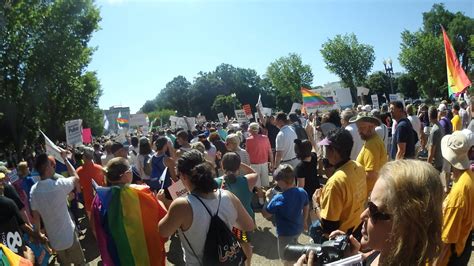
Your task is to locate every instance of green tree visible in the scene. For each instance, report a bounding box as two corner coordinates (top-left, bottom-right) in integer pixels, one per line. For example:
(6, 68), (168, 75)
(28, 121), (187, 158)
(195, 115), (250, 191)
(266, 53), (313, 112)
(148, 109), (176, 129)
(397, 73), (419, 99)
(399, 4), (474, 99)
(0, 0), (101, 157)
(364, 71), (390, 95)
(320, 33), (375, 104)
(153, 76), (191, 116)
(211, 95), (241, 117)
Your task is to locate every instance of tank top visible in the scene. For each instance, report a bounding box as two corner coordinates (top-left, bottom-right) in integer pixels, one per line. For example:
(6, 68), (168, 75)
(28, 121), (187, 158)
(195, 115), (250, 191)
(178, 190), (237, 266)
(216, 176), (254, 220)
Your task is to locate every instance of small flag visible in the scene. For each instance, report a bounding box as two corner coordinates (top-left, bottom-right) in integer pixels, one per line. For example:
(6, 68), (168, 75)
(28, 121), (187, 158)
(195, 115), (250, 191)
(160, 167), (168, 189)
(442, 27), (471, 97)
(301, 87), (335, 107)
(116, 112), (129, 129)
(103, 113), (109, 130)
(256, 93), (263, 112)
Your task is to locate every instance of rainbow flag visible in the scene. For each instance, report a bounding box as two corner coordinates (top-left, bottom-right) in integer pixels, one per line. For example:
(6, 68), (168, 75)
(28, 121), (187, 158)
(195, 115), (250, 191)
(116, 112), (129, 127)
(92, 183), (167, 266)
(442, 27), (471, 97)
(301, 87), (335, 107)
(0, 244), (32, 266)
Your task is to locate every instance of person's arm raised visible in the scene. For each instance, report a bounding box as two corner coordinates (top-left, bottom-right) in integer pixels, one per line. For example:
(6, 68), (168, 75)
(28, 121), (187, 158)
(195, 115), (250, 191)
(61, 150), (81, 192)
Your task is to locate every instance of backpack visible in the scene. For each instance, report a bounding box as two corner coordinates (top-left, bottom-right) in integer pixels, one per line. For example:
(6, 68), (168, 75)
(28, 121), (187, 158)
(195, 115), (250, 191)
(184, 190), (246, 266)
(143, 154), (152, 176)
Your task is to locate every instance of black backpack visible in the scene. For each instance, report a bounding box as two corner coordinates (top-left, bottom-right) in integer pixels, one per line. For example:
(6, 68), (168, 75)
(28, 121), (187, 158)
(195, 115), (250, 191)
(184, 190), (246, 266)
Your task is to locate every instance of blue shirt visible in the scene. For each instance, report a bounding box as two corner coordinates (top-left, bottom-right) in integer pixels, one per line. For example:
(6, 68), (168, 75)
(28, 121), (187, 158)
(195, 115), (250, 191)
(390, 118), (416, 160)
(265, 187), (308, 236)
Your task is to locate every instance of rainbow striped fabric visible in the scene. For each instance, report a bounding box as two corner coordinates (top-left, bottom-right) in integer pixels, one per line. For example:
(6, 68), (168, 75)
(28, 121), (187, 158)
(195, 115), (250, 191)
(301, 87), (335, 107)
(116, 118), (129, 126)
(0, 244), (32, 266)
(92, 184), (167, 266)
(442, 27), (471, 97)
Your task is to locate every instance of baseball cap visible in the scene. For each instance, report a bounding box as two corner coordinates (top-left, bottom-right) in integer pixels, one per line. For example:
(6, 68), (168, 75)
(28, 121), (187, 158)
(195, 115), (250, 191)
(437, 103), (447, 112)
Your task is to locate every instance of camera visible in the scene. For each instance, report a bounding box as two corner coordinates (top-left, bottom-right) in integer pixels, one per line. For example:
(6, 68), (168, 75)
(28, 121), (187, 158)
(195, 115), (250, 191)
(283, 235), (350, 265)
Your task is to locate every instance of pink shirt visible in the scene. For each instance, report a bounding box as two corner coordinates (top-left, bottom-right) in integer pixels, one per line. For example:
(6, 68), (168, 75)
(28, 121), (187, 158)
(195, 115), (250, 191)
(246, 134), (271, 164)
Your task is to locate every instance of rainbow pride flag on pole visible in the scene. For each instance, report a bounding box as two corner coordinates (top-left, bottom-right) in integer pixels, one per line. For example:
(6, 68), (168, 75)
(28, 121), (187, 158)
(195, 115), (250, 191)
(0, 244), (32, 266)
(301, 87), (335, 107)
(92, 183), (167, 266)
(116, 112), (129, 128)
(442, 27), (471, 97)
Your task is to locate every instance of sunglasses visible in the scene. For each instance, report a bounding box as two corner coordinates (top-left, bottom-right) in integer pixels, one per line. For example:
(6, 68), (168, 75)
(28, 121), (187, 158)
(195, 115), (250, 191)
(367, 201), (391, 221)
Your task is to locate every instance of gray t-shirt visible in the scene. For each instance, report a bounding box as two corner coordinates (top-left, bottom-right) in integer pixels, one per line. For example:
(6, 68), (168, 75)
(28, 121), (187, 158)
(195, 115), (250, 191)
(428, 123), (445, 169)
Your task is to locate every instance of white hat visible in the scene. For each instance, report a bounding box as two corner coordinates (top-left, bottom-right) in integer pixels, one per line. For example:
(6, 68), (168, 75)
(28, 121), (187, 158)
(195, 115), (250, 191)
(461, 129), (474, 148)
(441, 131), (470, 170)
(437, 103), (447, 112)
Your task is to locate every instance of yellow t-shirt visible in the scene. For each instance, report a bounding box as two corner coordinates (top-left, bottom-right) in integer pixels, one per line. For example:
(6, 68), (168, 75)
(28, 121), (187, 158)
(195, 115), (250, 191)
(440, 170), (474, 265)
(451, 115), (462, 131)
(320, 160), (367, 233)
(356, 134), (388, 196)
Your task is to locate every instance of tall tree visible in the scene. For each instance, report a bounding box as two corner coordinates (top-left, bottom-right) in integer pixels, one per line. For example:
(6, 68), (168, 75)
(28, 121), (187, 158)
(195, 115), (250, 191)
(154, 76), (191, 116)
(0, 0), (101, 157)
(320, 33), (375, 104)
(266, 53), (313, 112)
(399, 4), (473, 99)
(364, 71), (391, 96)
(397, 73), (419, 99)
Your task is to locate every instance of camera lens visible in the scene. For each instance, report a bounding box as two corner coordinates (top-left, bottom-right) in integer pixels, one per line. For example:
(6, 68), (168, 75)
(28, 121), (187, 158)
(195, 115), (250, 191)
(283, 244), (321, 262)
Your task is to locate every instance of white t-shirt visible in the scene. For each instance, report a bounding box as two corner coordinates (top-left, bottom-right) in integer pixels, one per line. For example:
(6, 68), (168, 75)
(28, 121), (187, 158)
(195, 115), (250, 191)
(345, 123), (363, 160)
(408, 115), (421, 140)
(275, 125), (298, 162)
(30, 178), (76, 251)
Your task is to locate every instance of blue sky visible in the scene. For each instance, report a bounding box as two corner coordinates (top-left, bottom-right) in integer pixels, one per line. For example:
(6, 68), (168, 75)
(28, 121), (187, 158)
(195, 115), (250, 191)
(88, 0), (473, 113)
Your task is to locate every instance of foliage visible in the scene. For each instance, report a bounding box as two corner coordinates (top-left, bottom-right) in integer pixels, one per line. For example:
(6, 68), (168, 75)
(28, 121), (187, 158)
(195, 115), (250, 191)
(266, 53), (313, 112)
(397, 73), (419, 99)
(364, 71), (391, 96)
(211, 95), (241, 117)
(0, 0), (101, 157)
(399, 3), (474, 99)
(153, 75), (191, 116)
(320, 33), (375, 104)
(148, 109), (176, 128)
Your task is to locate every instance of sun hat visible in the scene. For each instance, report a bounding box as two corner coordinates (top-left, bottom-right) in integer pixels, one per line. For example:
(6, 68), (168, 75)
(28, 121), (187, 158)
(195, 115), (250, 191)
(348, 111), (381, 126)
(441, 131), (470, 170)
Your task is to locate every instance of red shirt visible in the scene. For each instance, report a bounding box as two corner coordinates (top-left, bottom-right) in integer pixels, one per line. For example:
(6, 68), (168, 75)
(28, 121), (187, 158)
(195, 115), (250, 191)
(77, 161), (105, 213)
(246, 134), (271, 164)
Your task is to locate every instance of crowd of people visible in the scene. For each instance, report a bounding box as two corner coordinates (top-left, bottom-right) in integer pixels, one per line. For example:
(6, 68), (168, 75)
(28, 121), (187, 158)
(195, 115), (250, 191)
(0, 97), (473, 265)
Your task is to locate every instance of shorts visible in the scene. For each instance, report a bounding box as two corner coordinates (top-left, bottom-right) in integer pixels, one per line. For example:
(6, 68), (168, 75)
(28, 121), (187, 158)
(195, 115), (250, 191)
(56, 233), (85, 265)
(232, 227), (251, 243)
(250, 163), (269, 187)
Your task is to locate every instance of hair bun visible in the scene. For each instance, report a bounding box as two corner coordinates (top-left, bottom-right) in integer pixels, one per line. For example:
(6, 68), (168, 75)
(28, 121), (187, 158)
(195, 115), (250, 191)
(294, 139), (302, 145)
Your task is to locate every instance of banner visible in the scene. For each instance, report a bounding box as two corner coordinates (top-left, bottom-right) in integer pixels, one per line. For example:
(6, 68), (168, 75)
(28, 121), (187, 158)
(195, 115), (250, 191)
(371, 95), (379, 110)
(130, 113), (148, 127)
(82, 128), (92, 144)
(40, 130), (63, 162)
(168, 179), (189, 200)
(235, 110), (248, 123)
(242, 104), (253, 119)
(217, 112), (225, 123)
(65, 119), (83, 146)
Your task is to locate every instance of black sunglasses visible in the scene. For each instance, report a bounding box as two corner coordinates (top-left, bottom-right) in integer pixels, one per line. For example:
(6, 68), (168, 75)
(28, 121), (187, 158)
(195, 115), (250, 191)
(367, 201), (391, 221)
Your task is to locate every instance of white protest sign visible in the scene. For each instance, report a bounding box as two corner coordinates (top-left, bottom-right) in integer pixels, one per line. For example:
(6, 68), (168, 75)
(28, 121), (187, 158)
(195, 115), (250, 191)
(40, 130), (64, 162)
(235, 110), (248, 123)
(169, 116), (178, 122)
(196, 115), (207, 124)
(334, 88), (353, 109)
(130, 113), (148, 127)
(389, 94), (398, 103)
(65, 119), (83, 146)
(262, 107), (272, 116)
(371, 94), (379, 110)
(168, 179), (189, 200)
(217, 112), (225, 123)
(290, 103), (302, 114)
(7, 169), (19, 184)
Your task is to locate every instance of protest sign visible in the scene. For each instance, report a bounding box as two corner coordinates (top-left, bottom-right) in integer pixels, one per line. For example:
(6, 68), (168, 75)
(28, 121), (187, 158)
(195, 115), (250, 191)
(82, 128), (92, 144)
(261, 107), (272, 116)
(65, 119), (83, 146)
(40, 130), (63, 162)
(371, 94), (379, 110)
(242, 104), (253, 119)
(130, 113), (148, 127)
(168, 179), (189, 200)
(196, 115), (206, 124)
(7, 169), (19, 184)
(290, 103), (302, 114)
(217, 112), (225, 123)
(235, 110), (248, 123)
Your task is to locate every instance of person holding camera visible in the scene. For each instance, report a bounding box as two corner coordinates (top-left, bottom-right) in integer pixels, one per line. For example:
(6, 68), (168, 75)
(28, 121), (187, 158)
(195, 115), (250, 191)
(296, 160), (444, 265)
(311, 128), (367, 244)
(261, 164), (309, 265)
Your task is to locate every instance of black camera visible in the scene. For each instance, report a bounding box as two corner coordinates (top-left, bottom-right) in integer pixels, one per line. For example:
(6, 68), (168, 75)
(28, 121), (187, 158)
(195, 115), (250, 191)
(283, 235), (350, 264)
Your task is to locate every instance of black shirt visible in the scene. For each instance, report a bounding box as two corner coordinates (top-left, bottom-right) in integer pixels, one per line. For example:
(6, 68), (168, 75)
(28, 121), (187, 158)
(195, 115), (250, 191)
(0, 196), (26, 256)
(4, 184), (24, 210)
(295, 153), (321, 200)
(391, 118), (416, 159)
(0, 196), (25, 225)
(264, 122), (279, 149)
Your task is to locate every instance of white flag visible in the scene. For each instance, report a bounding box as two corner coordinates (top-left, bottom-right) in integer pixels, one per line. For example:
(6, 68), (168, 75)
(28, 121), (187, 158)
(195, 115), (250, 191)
(103, 113), (109, 130)
(256, 93), (263, 111)
(160, 167), (168, 189)
(40, 130), (64, 162)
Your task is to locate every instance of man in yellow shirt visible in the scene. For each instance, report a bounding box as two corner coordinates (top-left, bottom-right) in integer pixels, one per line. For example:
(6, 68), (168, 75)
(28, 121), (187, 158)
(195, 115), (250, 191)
(312, 128), (367, 243)
(350, 112), (388, 196)
(437, 131), (474, 265)
(451, 103), (462, 132)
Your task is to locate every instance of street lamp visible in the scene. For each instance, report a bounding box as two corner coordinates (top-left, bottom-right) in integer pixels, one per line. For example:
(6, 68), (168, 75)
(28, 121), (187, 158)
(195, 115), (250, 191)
(230, 93), (236, 111)
(383, 58), (394, 94)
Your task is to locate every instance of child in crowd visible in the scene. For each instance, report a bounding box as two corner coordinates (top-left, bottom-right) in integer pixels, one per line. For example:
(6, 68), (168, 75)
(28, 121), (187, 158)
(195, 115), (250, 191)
(261, 164), (309, 265)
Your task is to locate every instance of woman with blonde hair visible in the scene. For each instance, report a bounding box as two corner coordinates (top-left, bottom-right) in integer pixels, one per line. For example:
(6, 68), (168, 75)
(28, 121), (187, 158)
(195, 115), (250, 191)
(298, 160), (443, 265)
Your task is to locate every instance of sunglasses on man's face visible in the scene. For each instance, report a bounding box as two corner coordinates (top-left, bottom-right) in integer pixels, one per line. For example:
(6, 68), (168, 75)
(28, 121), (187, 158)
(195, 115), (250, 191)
(367, 201), (391, 221)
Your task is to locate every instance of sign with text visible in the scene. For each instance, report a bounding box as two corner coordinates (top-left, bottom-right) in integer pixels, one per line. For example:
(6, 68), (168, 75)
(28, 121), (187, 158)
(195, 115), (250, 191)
(242, 104), (253, 119)
(130, 113), (148, 127)
(235, 110), (248, 123)
(65, 119), (83, 146)
(168, 179), (189, 200)
(371, 94), (379, 110)
(41, 130), (64, 162)
(217, 112), (225, 123)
